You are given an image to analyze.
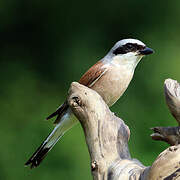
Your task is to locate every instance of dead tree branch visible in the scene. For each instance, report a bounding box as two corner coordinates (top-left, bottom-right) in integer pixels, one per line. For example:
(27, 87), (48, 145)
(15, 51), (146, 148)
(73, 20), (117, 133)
(151, 79), (180, 145)
(67, 82), (180, 180)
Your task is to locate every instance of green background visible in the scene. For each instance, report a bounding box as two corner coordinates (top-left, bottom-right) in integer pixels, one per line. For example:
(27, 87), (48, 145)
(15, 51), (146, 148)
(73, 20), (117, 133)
(1, 0), (180, 179)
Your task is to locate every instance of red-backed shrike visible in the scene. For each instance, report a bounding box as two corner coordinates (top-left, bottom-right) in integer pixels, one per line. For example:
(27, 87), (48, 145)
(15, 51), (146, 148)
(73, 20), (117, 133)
(25, 39), (154, 168)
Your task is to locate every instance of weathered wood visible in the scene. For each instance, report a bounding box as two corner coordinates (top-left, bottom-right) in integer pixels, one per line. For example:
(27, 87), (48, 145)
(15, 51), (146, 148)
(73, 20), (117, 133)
(146, 145), (180, 180)
(151, 126), (180, 145)
(67, 82), (180, 180)
(164, 78), (180, 125)
(151, 79), (180, 145)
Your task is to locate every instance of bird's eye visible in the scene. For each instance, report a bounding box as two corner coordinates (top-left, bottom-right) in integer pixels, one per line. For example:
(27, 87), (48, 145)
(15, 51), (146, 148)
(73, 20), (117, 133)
(126, 44), (132, 48)
(125, 43), (134, 50)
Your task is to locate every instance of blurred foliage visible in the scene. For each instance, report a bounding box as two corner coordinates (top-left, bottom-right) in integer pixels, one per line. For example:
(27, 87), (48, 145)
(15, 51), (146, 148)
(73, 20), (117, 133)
(1, 0), (180, 179)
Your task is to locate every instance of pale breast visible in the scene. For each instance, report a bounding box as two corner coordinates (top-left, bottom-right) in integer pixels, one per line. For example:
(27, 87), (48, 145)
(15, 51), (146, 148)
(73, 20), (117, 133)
(91, 64), (134, 106)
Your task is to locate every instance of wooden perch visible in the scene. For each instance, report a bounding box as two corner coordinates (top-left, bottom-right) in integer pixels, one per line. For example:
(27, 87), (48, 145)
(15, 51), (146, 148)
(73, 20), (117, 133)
(67, 82), (180, 180)
(151, 78), (180, 145)
(164, 78), (180, 125)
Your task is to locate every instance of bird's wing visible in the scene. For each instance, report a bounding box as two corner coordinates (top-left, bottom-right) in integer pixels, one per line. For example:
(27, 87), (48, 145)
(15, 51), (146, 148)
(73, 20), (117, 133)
(46, 60), (108, 124)
(79, 60), (107, 87)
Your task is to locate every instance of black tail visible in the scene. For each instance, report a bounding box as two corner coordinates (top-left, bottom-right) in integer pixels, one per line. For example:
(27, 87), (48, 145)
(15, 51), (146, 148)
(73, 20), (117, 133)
(25, 121), (65, 168)
(26, 102), (69, 168)
(25, 142), (51, 168)
(46, 101), (69, 124)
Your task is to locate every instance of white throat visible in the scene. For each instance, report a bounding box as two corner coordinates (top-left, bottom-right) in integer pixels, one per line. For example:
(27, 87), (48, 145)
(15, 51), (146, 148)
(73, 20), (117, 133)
(110, 53), (143, 71)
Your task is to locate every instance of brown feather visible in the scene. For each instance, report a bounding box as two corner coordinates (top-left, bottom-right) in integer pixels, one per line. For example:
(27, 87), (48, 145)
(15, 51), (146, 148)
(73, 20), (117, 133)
(79, 61), (107, 87)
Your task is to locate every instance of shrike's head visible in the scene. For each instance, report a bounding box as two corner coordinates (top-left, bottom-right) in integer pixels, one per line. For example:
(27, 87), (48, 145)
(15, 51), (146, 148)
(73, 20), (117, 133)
(104, 39), (154, 67)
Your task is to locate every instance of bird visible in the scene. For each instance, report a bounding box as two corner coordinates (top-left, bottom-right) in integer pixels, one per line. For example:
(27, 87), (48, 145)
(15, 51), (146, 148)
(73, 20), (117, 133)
(25, 38), (154, 168)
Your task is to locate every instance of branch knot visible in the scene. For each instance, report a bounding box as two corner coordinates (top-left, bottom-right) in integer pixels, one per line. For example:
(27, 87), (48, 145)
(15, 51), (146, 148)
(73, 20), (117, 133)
(69, 96), (82, 108)
(91, 161), (98, 171)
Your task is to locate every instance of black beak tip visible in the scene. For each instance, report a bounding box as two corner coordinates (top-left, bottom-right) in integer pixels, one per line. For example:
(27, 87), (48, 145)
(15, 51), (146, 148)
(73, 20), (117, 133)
(140, 47), (154, 55)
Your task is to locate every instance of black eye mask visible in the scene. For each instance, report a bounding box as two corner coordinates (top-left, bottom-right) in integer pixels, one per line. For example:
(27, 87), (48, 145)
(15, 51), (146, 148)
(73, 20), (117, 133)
(113, 43), (145, 55)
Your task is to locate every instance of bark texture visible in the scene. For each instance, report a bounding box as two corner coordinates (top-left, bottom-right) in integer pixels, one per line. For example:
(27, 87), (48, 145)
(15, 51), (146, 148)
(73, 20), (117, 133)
(67, 81), (180, 180)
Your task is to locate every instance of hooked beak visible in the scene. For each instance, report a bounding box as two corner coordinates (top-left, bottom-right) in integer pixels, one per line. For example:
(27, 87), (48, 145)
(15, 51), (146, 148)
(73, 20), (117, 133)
(139, 47), (154, 55)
